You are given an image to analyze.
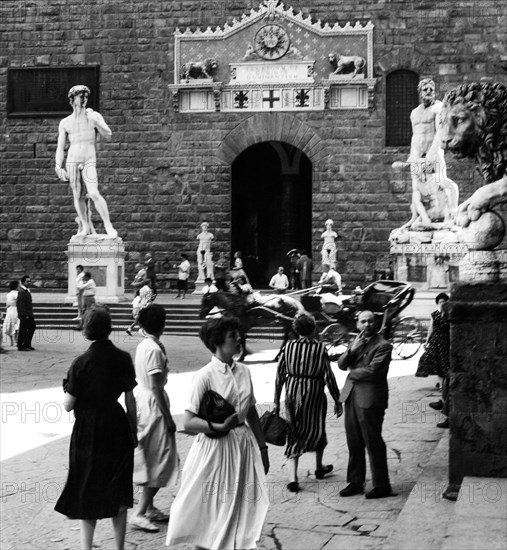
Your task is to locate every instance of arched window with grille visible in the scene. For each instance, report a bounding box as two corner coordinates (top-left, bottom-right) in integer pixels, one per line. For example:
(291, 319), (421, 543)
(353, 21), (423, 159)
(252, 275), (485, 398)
(385, 70), (420, 147)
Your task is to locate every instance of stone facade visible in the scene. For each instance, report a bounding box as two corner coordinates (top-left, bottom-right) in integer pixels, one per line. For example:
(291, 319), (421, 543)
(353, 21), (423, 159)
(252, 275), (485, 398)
(1, 1), (506, 288)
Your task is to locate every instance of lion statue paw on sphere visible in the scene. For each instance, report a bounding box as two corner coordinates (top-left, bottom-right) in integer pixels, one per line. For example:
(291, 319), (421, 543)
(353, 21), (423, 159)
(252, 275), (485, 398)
(440, 81), (507, 249)
(180, 58), (218, 82)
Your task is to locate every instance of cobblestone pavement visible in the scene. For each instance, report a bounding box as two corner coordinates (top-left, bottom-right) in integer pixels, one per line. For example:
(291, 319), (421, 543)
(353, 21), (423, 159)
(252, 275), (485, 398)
(0, 331), (445, 549)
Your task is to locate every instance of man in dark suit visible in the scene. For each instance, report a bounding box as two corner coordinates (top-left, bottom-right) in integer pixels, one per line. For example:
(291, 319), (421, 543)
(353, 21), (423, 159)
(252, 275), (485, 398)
(16, 275), (36, 351)
(338, 310), (395, 499)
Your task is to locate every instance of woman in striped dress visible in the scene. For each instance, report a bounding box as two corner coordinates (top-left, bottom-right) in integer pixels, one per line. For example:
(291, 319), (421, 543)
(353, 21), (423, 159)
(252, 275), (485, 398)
(274, 312), (342, 493)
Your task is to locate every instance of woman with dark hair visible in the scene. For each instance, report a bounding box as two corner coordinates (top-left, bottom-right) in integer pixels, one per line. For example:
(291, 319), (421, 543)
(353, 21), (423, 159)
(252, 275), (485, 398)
(274, 312), (342, 492)
(129, 304), (179, 532)
(55, 306), (137, 550)
(416, 292), (451, 428)
(3, 280), (19, 346)
(166, 315), (269, 549)
(415, 292), (450, 381)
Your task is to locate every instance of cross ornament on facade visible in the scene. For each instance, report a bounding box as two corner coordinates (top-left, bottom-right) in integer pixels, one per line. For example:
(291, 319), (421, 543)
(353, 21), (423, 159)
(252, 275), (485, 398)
(263, 90), (280, 108)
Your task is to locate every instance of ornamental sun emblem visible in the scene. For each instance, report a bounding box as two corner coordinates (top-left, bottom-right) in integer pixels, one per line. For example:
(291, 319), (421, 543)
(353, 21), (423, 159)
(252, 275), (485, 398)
(253, 24), (291, 60)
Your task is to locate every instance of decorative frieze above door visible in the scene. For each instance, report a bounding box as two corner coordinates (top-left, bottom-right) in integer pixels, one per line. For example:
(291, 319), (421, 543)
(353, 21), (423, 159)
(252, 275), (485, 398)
(169, 0), (376, 112)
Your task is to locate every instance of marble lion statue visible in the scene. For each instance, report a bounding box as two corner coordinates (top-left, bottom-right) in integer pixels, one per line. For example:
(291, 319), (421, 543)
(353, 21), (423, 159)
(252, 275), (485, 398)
(440, 82), (507, 236)
(181, 58), (218, 82)
(328, 53), (366, 78)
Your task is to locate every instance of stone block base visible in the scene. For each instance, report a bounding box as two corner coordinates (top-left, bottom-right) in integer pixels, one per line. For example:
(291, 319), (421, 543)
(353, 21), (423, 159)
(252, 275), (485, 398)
(390, 241), (467, 291)
(66, 237), (127, 303)
(447, 283), (507, 488)
(459, 249), (507, 282)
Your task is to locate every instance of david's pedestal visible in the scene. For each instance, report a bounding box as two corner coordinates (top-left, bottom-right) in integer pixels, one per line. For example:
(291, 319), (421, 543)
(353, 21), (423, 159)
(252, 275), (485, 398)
(445, 254), (507, 499)
(66, 237), (126, 303)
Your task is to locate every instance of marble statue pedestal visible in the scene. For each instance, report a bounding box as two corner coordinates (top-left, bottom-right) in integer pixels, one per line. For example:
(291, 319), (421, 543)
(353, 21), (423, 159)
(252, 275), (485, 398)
(445, 277), (507, 499)
(390, 239), (468, 291)
(65, 237), (127, 303)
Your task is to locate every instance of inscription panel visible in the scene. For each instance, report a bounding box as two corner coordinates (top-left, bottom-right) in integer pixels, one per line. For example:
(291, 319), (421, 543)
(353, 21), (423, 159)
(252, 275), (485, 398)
(230, 61), (314, 83)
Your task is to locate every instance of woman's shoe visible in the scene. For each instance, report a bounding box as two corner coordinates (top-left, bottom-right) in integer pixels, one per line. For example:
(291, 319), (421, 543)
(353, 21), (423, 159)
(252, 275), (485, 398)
(315, 464), (334, 480)
(287, 482), (300, 493)
(145, 507), (169, 522)
(125, 329), (132, 336)
(128, 515), (159, 532)
(429, 400), (443, 411)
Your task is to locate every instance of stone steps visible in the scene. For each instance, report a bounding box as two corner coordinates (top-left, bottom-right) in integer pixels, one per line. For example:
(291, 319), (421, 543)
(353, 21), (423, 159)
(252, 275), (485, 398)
(383, 434), (507, 550)
(29, 302), (285, 339)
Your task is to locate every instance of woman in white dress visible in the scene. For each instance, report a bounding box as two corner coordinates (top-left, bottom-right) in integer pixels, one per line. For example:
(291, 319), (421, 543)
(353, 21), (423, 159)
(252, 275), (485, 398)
(3, 281), (19, 346)
(166, 316), (270, 550)
(129, 304), (179, 532)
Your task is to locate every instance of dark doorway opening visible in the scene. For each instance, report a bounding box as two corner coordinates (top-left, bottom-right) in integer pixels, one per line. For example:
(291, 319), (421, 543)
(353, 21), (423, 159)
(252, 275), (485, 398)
(231, 142), (312, 287)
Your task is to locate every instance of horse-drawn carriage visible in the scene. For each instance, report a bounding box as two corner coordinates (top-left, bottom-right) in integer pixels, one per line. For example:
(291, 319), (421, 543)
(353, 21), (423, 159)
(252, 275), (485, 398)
(199, 279), (423, 361)
(302, 280), (424, 360)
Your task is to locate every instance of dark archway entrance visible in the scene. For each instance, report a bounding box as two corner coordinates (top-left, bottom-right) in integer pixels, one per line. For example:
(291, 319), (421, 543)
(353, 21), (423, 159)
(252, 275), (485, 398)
(231, 142), (312, 287)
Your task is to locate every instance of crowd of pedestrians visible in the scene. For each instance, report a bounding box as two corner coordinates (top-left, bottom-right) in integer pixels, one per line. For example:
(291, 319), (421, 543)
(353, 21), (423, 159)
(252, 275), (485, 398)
(45, 303), (402, 550)
(0, 252), (449, 550)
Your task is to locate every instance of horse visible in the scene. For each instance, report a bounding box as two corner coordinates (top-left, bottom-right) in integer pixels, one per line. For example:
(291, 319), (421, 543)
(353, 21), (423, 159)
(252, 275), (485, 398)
(199, 291), (305, 360)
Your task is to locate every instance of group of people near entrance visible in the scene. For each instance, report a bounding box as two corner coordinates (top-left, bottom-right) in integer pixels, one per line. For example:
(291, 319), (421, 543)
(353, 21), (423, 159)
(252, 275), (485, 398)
(1, 275), (37, 353)
(53, 300), (402, 550)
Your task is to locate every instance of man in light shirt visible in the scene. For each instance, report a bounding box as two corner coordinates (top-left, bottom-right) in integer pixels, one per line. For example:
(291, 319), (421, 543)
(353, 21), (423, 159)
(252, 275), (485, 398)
(318, 264), (342, 294)
(269, 266), (289, 294)
(176, 253), (191, 299)
(76, 272), (96, 329)
(201, 277), (218, 295)
(72, 264), (85, 321)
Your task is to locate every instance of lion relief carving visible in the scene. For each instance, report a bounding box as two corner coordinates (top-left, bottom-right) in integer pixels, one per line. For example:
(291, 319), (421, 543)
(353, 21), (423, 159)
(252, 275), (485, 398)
(180, 58), (218, 82)
(440, 82), (507, 248)
(328, 53), (366, 78)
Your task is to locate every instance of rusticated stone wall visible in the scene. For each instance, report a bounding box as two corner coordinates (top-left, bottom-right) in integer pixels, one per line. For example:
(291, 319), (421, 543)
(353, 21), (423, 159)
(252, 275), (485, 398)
(1, 1), (505, 287)
(447, 282), (507, 489)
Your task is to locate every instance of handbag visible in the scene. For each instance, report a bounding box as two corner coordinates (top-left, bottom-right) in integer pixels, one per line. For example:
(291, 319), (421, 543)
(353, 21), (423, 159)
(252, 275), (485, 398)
(198, 389), (236, 439)
(260, 410), (288, 446)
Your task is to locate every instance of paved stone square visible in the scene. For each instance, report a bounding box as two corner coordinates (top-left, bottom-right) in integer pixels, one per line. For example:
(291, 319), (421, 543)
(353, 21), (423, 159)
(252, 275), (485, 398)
(0, 331), (446, 549)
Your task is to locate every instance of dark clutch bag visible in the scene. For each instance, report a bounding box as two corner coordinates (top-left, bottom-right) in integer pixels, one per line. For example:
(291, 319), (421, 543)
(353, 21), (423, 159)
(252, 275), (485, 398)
(260, 410), (288, 446)
(198, 389), (236, 439)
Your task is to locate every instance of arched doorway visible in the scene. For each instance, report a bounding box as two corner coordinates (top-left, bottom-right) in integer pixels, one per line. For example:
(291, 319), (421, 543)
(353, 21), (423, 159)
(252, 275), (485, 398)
(231, 141), (312, 287)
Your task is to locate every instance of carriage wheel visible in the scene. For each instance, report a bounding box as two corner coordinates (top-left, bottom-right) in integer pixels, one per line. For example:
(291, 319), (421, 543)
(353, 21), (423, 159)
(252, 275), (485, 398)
(320, 323), (350, 360)
(390, 316), (423, 359)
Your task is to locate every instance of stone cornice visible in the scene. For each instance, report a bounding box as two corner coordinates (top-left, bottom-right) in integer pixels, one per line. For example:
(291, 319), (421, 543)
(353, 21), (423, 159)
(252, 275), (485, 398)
(175, 1), (373, 39)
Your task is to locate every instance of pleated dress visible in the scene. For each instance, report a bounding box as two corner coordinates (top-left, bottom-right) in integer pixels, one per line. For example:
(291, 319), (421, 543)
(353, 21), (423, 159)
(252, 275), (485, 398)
(416, 310), (450, 377)
(55, 340), (137, 519)
(133, 335), (179, 487)
(166, 356), (269, 550)
(275, 337), (341, 458)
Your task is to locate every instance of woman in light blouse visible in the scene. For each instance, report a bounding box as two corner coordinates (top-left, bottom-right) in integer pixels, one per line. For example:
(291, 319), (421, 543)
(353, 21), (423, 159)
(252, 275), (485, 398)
(167, 316), (269, 550)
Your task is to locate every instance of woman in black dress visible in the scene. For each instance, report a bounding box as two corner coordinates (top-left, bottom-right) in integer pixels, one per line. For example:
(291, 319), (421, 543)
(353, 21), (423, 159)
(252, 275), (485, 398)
(55, 306), (137, 550)
(415, 293), (450, 380)
(274, 312), (342, 493)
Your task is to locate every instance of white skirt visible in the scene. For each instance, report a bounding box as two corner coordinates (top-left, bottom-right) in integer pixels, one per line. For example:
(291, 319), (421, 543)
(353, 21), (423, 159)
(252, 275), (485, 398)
(2, 306), (19, 337)
(133, 386), (179, 488)
(166, 424), (269, 550)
